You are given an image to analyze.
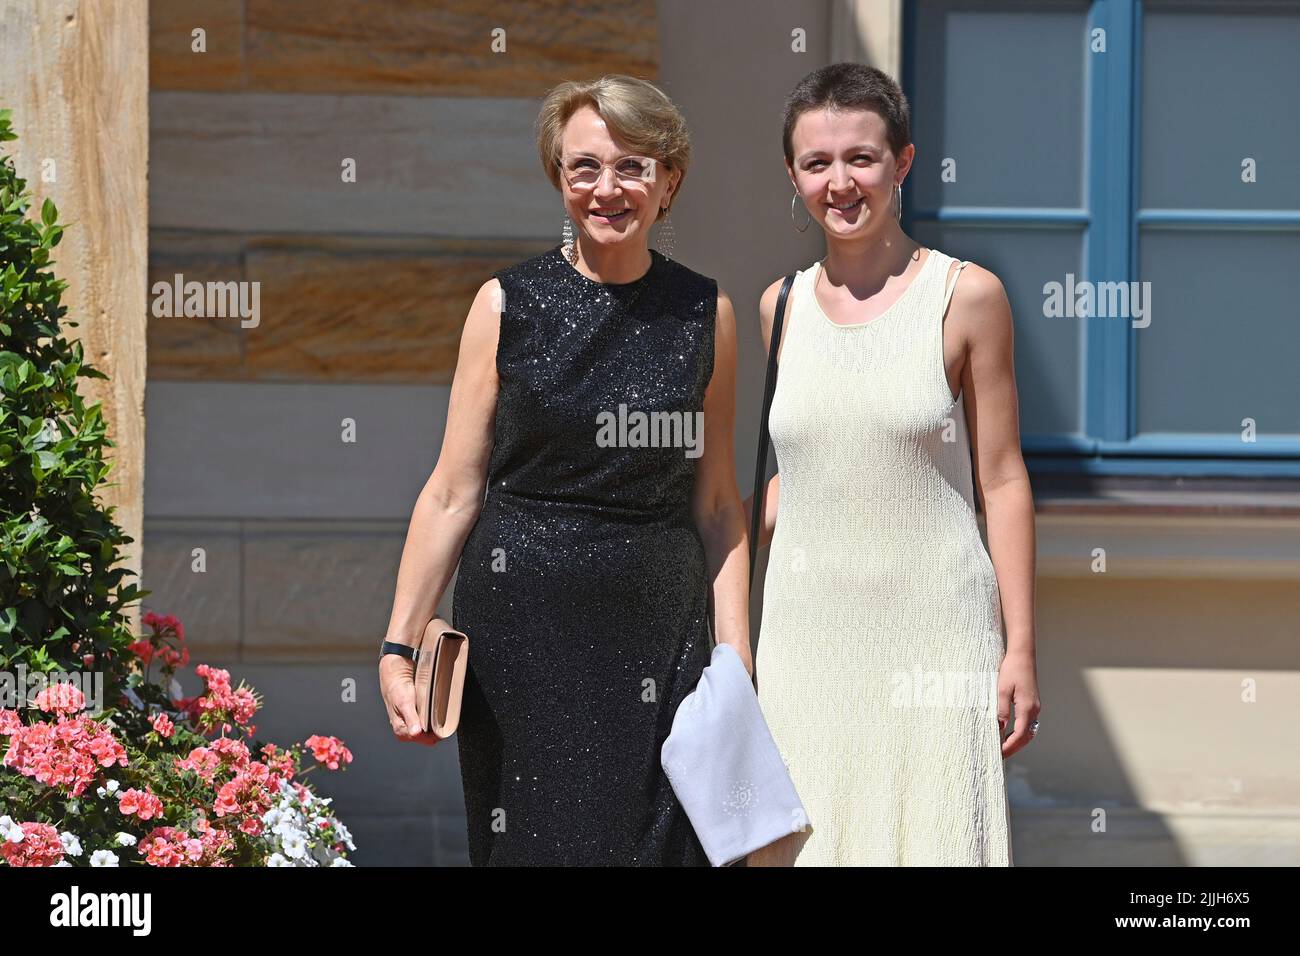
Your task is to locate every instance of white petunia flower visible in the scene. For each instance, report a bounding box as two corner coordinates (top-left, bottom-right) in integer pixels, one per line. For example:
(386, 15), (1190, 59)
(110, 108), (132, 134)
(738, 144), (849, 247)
(253, 780), (358, 865)
(332, 820), (355, 850)
(274, 821), (306, 841)
(59, 832), (83, 857)
(114, 832), (137, 847)
(0, 817), (24, 844)
(281, 833), (308, 860)
(90, 849), (120, 867)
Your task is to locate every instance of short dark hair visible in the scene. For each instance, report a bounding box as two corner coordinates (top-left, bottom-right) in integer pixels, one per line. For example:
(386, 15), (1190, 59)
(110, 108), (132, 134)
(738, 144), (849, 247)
(781, 63), (911, 166)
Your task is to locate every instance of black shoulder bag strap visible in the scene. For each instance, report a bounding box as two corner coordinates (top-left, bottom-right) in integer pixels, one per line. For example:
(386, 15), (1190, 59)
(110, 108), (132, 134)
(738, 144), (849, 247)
(748, 273), (796, 589)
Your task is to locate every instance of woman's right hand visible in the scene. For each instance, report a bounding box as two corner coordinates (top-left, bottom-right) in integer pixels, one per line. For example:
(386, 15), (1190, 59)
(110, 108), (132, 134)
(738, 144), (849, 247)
(379, 653), (444, 746)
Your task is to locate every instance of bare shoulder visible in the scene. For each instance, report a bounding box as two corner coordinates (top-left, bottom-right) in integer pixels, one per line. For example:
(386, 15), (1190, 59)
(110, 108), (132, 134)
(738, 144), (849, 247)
(714, 285), (737, 342)
(459, 277), (503, 357)
(949, 260), (1007, 309)
(946, 260), (1013, 344)
(716, 284), (737, 319)
(758, 275), (791, 348)
(471, 276), (502, 307)
(466, 277), (502, 325)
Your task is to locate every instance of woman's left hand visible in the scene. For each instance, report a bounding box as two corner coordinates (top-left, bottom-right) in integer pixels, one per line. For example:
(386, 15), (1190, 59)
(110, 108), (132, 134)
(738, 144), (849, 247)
(997, 649), (1041, 758)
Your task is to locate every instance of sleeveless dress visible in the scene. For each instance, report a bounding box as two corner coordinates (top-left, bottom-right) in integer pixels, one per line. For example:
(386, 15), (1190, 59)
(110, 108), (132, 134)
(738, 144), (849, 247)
(756, 247), (1013, 866)
(450, 243), (716, 866)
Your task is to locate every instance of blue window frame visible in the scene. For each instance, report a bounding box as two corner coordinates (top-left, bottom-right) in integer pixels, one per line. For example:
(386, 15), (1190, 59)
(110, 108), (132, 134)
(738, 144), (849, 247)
(902, 0), (1300, 477)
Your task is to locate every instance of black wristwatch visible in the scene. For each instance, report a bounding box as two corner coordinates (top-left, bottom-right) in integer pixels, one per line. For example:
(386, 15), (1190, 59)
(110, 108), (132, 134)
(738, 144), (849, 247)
(379, 640), (418, 662)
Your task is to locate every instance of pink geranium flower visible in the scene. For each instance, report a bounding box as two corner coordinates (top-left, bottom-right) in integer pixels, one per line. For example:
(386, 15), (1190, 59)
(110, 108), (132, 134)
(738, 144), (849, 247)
(0, 708), (22, 736)
(127, 639), (156, 665)
(143, 611), (186, 643)
(0, 822), (63, 867)
(208, 736), (251, 767)
(259, 743), (299, 784)
(34, 683), (85, 716)
(2, 715), (128, 796)
(305, 734), (353, 770)
(133, 612), (189, 670)
(150, 712), (175, 738)
(138, 826), (203, 867)
(191, 664), (259, 731)
(213, 762), (274, 823)
(174, 745), (222, 782)
(118, 786), (166, 821)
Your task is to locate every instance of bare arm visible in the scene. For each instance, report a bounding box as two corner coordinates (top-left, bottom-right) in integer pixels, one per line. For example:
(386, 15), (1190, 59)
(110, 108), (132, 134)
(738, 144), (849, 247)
(949, 264), (1041, 758)
(379, 278), (500, 742)
(692, 288), (753, 676)
(741, 277), (793, 550)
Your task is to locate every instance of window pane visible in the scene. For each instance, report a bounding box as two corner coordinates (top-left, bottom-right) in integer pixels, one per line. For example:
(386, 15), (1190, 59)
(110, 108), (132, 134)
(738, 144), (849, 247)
(913, 223), (1085, 437)
(910, 1), (1088, 210)
(1135, 230), (1300, 435)
(1141, 3), (1300, 210)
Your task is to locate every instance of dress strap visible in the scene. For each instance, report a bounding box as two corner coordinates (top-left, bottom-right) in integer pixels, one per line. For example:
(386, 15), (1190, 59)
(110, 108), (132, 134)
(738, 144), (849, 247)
(941, 258), (970, 318)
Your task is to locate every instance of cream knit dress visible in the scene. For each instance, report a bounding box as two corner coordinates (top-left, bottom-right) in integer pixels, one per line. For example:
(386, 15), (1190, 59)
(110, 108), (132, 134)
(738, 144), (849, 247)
(756, 247), (1013, 866)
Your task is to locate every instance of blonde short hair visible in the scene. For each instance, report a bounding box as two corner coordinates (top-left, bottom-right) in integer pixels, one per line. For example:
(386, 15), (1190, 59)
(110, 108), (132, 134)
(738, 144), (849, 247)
(536, 75), (691, 220)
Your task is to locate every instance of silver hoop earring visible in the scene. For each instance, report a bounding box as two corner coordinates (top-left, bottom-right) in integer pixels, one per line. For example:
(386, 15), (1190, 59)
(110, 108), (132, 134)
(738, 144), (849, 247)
(561, 212), (577, 264)
(655, 209), (675, 258)
(892, 182), (902, 222)
(790, 191), (812, 233)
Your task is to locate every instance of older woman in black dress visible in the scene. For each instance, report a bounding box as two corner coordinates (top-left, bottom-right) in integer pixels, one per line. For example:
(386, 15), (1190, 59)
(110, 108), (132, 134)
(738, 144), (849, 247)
(377, 75), (751, 865)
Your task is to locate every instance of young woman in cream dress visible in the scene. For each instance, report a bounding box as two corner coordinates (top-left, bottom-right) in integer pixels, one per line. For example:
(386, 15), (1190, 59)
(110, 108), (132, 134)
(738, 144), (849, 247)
(747, 64), (1042, 866)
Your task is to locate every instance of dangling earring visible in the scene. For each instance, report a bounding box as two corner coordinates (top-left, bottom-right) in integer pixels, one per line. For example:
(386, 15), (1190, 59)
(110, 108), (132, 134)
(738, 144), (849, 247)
(561, 212), (577, 264)
(655, 207), (675, 258)
(892, 181), (902, 222)
(790, 190), (812, 232)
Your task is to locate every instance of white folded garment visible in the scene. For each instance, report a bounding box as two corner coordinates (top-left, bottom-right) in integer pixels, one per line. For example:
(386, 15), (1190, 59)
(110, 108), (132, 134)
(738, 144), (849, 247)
(661, 642), (811, 866)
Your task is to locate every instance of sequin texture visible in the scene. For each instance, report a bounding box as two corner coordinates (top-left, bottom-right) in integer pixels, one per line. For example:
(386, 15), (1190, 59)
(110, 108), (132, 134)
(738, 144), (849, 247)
(451, 243), (717, 866)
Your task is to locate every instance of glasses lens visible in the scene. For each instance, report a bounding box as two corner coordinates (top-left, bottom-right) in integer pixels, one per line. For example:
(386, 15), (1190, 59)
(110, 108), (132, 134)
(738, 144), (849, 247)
(617, 157), (656, 183)
(562, 158), (599, 186)
(561, 156), (658, 187)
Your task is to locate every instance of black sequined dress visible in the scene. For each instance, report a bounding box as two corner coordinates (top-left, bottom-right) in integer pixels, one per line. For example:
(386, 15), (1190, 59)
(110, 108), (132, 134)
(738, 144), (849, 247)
(450, 244), (716, 866)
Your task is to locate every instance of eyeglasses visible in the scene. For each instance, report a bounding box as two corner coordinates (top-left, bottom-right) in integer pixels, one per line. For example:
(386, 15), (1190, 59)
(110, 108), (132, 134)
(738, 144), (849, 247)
(557, 154), (659, 189)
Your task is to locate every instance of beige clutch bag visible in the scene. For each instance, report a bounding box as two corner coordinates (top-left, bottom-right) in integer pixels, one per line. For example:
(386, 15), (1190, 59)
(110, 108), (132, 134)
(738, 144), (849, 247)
(412, 617), (470, 738)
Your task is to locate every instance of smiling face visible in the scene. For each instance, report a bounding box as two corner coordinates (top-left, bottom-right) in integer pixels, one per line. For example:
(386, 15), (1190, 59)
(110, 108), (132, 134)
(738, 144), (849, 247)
(787, 106), (914, 240)
(557, 105), (680, 253)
